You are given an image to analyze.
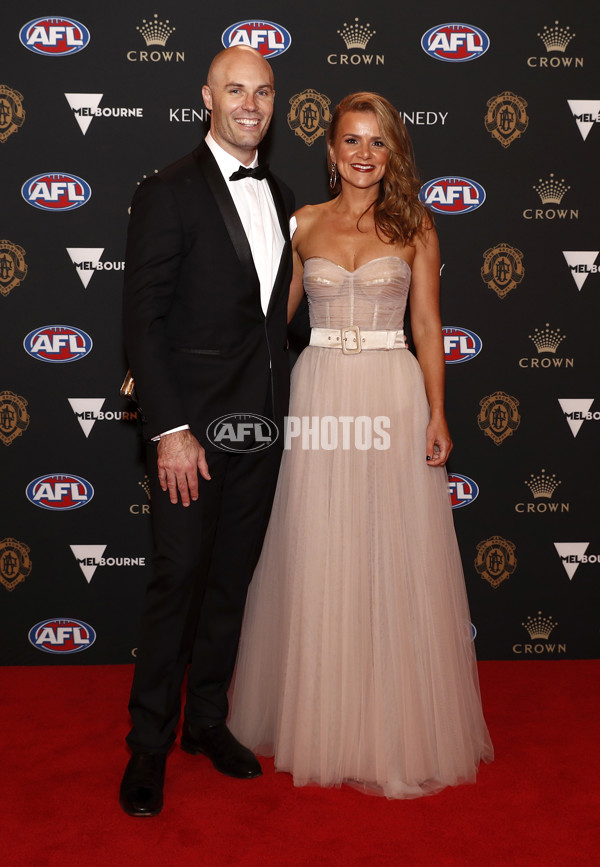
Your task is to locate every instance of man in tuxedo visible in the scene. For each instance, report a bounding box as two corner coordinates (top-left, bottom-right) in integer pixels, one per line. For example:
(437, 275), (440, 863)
(119, 45), (294, 817)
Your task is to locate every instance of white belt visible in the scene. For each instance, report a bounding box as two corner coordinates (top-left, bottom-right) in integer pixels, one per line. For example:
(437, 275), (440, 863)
(309, 326), (406, 354)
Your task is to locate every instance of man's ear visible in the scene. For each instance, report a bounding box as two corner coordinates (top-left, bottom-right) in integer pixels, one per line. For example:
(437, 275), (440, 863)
(201, 85), (212, 111)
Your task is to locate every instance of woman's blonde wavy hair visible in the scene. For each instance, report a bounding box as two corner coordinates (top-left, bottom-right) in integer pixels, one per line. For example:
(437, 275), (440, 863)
(326, 92), (430, 245)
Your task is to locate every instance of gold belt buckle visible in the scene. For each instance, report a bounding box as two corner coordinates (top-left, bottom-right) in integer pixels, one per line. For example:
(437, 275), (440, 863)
(341, 325), (361, 354)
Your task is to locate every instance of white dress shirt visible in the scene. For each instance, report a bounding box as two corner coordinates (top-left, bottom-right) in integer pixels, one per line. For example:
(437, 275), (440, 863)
(155, 133), (284, 440)
(206, 131), (284, 314)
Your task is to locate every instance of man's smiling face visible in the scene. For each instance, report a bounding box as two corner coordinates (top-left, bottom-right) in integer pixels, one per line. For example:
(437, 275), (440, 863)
(202, 46), (275, 165)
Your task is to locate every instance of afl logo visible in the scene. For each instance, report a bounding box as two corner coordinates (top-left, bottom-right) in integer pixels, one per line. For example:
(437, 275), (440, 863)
(28, 618), (96, 654)
(19, 17), (90, 56)
(206, 413), (279, 452)
(26, 474), (94, 511)
(222, 21), (291, 58)
(448, 473), (479, 509)
(421, 23), (489, 62)
(443, 326), (483, 363)
(420, 177), (485, 215)
(24, 325), (92, 362)
(22, 173), (91, 211)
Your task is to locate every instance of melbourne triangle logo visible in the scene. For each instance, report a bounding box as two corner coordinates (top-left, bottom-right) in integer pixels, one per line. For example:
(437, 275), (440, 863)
(70, 545), (107, 582)
(554, 542), (589, 580)
(562, 251), (599, 291)
(567, 99), (600, 140)
(558, 398), (593, 437)
(68, 398), (105, 437)
(67, 248), (104, 288)
(64, 93), (102, 134)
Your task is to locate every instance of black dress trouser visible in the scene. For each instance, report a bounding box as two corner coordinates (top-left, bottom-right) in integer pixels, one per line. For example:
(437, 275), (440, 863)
(126, 442), (282, 753)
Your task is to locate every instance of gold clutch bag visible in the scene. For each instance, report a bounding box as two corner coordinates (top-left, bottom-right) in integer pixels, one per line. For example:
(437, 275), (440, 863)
(120, 368), (137, 402)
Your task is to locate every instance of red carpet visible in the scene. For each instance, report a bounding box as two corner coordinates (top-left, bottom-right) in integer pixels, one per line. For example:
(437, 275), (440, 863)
(2, 661), (598, 866)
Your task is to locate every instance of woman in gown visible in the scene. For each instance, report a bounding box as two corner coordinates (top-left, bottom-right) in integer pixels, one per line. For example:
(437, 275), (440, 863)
(229, 92), (493, 798)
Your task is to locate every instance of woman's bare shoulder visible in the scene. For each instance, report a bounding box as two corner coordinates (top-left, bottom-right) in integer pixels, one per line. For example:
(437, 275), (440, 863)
(293, 201), (332, 230)
(414, 212), (438, 249)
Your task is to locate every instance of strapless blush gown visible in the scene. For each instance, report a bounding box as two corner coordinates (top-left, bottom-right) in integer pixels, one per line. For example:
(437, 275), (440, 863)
(229, 257), (493, 798)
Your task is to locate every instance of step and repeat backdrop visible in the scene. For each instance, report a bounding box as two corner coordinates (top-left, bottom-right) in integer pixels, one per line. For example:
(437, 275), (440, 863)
(2, 1), (599, 663)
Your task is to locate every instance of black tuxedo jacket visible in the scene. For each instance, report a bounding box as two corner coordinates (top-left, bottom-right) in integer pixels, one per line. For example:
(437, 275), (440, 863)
(123, 142), (295, 446)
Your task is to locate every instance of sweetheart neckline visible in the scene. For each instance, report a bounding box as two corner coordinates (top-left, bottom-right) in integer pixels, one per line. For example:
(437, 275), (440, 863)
(304, 255), (412, 275)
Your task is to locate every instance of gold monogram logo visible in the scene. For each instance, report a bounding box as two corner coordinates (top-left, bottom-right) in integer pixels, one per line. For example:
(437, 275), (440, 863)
(0, 391), (30, 446)
(481, 243), (525, 299)
(0, 85), (26, 143)
(485, 91), (528, 148)
(475, 536), (517, 588)
(0, 240), (28, 297)
(0, 538), (32, 591)
(477, 391), (520, 445)
(288, 89), (332, 146)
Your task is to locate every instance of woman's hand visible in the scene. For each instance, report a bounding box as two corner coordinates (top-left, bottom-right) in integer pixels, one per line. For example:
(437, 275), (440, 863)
(425, 415), (452, 466)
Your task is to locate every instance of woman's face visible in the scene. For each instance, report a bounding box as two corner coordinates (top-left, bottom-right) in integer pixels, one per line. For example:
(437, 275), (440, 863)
(330, 111), (388, 191)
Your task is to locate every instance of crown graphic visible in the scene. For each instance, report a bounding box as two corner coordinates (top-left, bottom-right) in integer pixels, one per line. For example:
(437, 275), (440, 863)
(136, 169), (159, 188)
(337, 18), (375, 50)
(524, 469), (561, 499)
(532, 173), (570, 204)
(522, 611), (557, 640)
(537, 21), (575, 53)
(528, 323), (566, 354)
(138, 475), (151, 500)
(137, 13), (175, 46)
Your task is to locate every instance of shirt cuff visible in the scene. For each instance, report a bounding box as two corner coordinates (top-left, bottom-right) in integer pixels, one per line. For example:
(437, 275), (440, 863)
(151, 424), (190, 442)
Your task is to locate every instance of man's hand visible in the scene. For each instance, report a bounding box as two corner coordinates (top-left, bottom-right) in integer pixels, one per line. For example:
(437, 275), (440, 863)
(157, 430), (211, 506)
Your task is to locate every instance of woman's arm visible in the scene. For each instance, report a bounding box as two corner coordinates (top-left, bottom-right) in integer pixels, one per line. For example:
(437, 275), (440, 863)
(408, 221), (452, 466)
(287, 211), (306, 322)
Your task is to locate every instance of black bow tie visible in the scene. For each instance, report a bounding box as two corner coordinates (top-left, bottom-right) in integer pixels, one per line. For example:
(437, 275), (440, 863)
(229, 163), (269, 181)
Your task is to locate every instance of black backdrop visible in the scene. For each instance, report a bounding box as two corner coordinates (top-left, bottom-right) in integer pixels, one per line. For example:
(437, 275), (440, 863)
(2, 0), (599, 664)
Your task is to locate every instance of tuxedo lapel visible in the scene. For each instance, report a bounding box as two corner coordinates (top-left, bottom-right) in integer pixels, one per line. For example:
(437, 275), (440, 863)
(265, 172), (292, 318)
(194, 143), (259, 291)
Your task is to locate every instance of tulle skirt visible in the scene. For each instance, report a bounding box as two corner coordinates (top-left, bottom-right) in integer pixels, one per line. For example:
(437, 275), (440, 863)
(229, 345), (493, 798)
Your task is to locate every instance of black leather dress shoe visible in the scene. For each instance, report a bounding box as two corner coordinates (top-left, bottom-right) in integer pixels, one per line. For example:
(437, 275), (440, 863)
(180, 722), (262, 779)
(119, 751), (166, 817)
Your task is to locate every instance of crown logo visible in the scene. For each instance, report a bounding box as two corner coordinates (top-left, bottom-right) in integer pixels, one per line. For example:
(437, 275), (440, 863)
(138, 475), (151, 500)
(137, 170), (159, 187)
(137, 13), (175, 46)
(337, 18), (375, 50)
(522, 611), (557, 640)
(524, 469), (561, 499)
(128, 170), (159, 214)
(537, 21), (575, 53)
(532, 173), (570, 204)
(528, 323), (566, 354)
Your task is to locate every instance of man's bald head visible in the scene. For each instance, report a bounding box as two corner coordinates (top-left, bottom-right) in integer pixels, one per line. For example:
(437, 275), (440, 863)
(202, 45), (275, 164)
(206, 45), (274, 91)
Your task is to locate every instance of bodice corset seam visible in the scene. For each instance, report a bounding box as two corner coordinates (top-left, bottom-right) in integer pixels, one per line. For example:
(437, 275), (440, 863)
(304, 256), (410, 332)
